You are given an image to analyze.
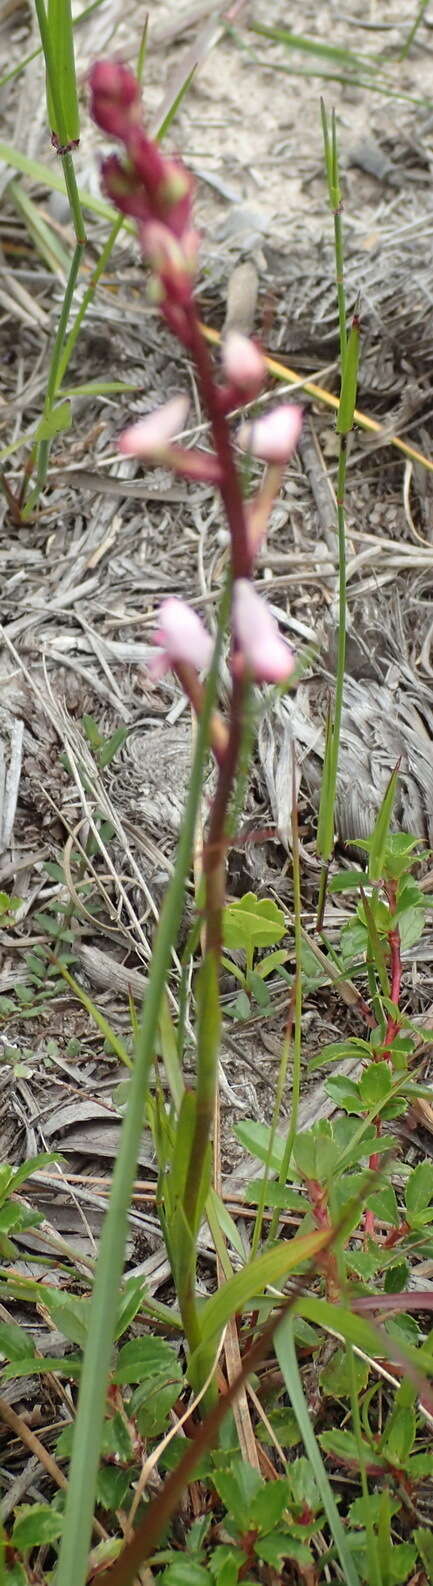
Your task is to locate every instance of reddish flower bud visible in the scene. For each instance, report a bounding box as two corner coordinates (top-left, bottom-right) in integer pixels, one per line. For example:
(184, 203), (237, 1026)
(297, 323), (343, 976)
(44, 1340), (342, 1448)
(100, 154), (151, 220)
(89, 60), (140, 141)
(232, 580), (295, 683)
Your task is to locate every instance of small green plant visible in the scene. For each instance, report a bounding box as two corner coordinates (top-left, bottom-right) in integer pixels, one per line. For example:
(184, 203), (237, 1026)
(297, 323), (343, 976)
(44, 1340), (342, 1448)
(221, 891), (288, 1019)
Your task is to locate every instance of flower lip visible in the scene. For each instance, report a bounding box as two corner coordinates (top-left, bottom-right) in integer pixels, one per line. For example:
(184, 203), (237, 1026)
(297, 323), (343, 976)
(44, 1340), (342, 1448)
(232, 579), (295, 683)
(118, 394), (190, 459)
(237, 403), (303, 464)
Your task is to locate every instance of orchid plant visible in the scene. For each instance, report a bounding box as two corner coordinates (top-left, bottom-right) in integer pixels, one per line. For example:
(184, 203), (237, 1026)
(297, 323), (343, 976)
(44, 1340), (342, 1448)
(88, 60), (302, 1366)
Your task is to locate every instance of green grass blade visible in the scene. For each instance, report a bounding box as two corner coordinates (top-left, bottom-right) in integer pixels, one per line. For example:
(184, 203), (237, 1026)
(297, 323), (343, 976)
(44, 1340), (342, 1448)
(46, 0), (80, 145)
(275, 1314), (361, 1586)
(191, 1228), (329, 1362)
(55, 585), (229, 1586)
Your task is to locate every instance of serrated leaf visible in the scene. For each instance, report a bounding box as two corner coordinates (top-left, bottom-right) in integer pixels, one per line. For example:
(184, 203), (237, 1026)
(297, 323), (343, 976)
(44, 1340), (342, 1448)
(213, 1462), (262, 1529)
(13, 1504), (63, 1549)
(406, 1161), (433, 1219)
(249, 1477), (290, 1533)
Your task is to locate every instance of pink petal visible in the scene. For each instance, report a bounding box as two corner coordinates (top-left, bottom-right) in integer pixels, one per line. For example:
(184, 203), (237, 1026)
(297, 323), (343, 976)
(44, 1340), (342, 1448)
(119, 395), (190, 459)
(232, 580), (294, 683)
(152, 598), (213, 674)
(237, 404), (303, 463)
(222, 332), (265, 396)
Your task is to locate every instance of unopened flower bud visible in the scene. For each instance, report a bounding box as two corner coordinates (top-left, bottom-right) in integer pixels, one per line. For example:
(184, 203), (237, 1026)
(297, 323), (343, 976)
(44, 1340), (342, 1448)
(89, 60), (140, 141)
(232, 580), (295, 683)
(151, 598), (213, 678)
(222, 332), (265, 398)
(237, 404), (303, 464)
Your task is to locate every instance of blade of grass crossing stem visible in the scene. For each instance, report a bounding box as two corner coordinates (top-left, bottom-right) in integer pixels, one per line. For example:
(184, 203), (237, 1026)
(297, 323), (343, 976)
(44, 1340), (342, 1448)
(55, 584), (230, 1586)
(275, 1315), (361, 1586)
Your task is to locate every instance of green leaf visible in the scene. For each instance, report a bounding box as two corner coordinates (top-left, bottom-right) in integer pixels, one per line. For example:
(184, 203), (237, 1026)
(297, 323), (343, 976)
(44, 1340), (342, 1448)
(0, 1321), (36, 1361)
(320, 1346), (369, 1398)
(358, 1062), (392, 1108)
(209, 1545), (244, 1585)
(161, 1565), (210, 1586)
(190, 1228), (329, 1368)
(414, 1528), (433, 1582)
(34, 399), (71, 441)
(398, 906), (426, 950)
(337, 312), (360, 434)
(96, 1465), (133, 1511)
(234, 1120), (283, 1171)
(114, 1276), (147, 1342)
(246, 970), (270, 1007)
(13, 1504), (63, 1550)
(213, 1461), (263, 1529)
(255, 1530), (305, 1567)
(319, 1428), (379, 1466)
(325, 1076), (361, 1113)
(406, 1161), (433, 1219)
(254, 949), (289, 978)
(388, 1542), (418, 1584)
(223, 894), (286, 953)
(384, 1259), (410, 1292)
(368, 767), (399, 881)
(250, 1477), (290, 1533)
(114, 1336), (181, 1387)
(381, 1404), (416, 1466)
(38, 1288), (90, 1348)
(329, 869), (365, 892)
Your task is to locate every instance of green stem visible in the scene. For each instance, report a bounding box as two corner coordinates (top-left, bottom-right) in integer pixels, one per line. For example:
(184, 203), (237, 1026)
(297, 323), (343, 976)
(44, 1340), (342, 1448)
(23, 239), (84, 511)
(57, 214), (123, 387)
(55, 610), (224, 1586)
(271, 792), (303, 1234)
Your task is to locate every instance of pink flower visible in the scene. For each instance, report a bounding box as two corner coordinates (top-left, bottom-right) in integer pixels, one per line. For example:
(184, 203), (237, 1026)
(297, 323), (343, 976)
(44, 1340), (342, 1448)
(151, 598), (213, 678)
(232, 580), (295, 683)
(222, 332), (265, 398)
(237, 404), (303, 464)
(119, 395), (190, 460)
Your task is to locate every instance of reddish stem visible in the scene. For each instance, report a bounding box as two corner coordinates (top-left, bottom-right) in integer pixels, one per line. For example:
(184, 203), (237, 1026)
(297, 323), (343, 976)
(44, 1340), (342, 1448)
(187, 311), (252, 579)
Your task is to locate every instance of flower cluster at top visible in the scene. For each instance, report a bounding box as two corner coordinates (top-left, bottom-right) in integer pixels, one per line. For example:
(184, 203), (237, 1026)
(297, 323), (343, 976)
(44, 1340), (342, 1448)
(89, 62), (303, 723)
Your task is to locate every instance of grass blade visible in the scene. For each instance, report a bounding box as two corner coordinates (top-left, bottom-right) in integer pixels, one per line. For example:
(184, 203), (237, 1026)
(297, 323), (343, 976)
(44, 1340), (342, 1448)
(275, 1314), (361, 1586)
